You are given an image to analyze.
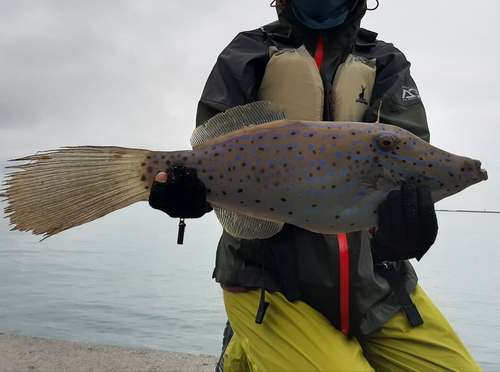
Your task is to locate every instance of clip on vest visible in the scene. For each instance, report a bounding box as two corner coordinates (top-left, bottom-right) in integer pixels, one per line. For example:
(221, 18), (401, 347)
(177, 218), (186, 245)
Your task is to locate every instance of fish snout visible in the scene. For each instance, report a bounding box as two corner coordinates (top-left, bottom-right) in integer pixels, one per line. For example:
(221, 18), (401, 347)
(464, 159), (488, 181)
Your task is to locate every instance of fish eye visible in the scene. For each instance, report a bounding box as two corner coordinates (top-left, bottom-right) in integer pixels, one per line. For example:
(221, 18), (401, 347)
(375, 133), (398, 151)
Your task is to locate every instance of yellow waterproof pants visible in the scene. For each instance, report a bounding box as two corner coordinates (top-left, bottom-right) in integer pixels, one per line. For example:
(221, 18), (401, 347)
(222, 285), (479, 371)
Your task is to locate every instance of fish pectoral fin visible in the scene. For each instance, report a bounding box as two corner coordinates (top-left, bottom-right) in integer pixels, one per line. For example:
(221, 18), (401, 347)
(213, 206), (283, 239)
(360, 173), (398, 192)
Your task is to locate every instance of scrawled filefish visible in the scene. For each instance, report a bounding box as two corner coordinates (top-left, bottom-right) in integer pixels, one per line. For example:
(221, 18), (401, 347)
(2, 101), (487, 239)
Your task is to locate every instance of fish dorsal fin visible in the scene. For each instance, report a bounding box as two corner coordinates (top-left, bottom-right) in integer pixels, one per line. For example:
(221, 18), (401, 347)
(190, 101), (286, 147)
(212, 205), (284, 239)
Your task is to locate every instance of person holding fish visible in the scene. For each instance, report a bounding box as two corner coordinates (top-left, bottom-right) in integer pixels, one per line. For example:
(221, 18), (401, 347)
(149, 0), (480, 370)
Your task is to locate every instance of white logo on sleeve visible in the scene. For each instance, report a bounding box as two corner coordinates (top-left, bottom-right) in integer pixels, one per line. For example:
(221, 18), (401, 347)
(402, 86), (420, 101)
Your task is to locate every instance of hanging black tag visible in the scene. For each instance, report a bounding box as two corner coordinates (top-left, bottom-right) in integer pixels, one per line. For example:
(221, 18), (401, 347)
(177, 219), (186, 245)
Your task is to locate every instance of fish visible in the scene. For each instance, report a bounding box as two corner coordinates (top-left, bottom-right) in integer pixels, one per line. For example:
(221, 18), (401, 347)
(2, 101), (488, 240)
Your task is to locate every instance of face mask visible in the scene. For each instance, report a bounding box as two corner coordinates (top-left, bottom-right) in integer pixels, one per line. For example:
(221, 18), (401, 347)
(291, 0), (351, 30)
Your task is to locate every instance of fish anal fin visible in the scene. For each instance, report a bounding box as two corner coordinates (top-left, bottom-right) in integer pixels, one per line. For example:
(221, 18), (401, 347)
(213, 205), (283, 239)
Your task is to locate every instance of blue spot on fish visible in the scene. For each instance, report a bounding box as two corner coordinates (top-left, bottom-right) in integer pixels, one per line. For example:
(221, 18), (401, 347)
(267, 159), (276, 166)
(282, 143), (299, 150)
(270, 134), (283, 140)
(319, 146), (326, 152)
(210, 150), (224, 158)
(295, 155), (305, 160)
(336, 152), (343, 158)
(303, 131), (317, 137)
(252, 133), (266, 141)
(351, 139), (364, 146)
(308, 144), (314, 151)
(342, 167), (349, 175)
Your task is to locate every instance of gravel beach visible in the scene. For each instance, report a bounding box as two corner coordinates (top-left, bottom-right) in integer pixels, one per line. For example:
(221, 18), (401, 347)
(0, 334), (218, 372)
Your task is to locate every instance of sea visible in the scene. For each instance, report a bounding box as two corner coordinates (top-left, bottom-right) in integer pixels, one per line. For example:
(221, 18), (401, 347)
(0, 201), (499, 370)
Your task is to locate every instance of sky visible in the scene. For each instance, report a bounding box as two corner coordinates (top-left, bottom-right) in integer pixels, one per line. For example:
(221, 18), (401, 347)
(1, 0), (499, 215)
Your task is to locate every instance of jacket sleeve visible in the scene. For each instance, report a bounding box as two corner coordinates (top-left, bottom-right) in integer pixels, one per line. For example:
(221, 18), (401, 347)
(357, 40), (431, 142)
(196, 29), (272, 127)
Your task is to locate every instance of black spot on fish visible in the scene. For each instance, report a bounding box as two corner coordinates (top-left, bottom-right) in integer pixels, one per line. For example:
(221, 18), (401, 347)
(270, 207), (275, 211)
(237, 189), (243, 193)
(198, 159), (203, 165)
(207, 189), (212, 193)
(312, 204), (317, 208)
(222, 191), (227, 195)
(335, 215), (340, 219)
(183, 156), (188, 161)
(141, 162), (146, 167)
(147, 167), (153, 173)
(161, 155), (166, 159)
(141, 175), (146, 181)
(208, 175), (214, 180)
(280, 198), (287, 202)
(166, 160), (171, 166)
(428, 164), (433, 168)
(144, 186), (149, 189)
(219, 175), (224, 179)
(255, 200), (261, 203)
(288, 211), (293, 215)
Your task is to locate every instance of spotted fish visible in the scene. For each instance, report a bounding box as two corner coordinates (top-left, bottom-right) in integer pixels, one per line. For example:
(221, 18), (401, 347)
(3, 101), (487, 239)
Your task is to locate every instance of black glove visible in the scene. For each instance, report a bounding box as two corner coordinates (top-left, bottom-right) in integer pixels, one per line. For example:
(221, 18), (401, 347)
(371, 182), (438, 263)
(148, 164), (209, 218)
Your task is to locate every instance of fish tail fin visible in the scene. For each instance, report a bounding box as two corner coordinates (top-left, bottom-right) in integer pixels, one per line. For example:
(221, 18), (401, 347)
(2, 146), (157, 240)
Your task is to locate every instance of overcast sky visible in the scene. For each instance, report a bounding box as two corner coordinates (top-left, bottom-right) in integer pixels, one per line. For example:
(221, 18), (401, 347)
(1, 0), (499, 214)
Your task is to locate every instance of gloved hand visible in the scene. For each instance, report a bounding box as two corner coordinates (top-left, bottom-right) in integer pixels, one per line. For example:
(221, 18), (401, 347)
(371, 182), (438, 262)
(148, 164), (209, 218)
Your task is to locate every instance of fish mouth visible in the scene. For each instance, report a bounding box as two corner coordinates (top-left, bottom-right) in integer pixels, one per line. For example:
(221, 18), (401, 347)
(467, 159), (488, 181)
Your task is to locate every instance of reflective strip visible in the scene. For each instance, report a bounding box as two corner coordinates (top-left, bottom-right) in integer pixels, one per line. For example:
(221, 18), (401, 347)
(338, 233), (350, 335)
